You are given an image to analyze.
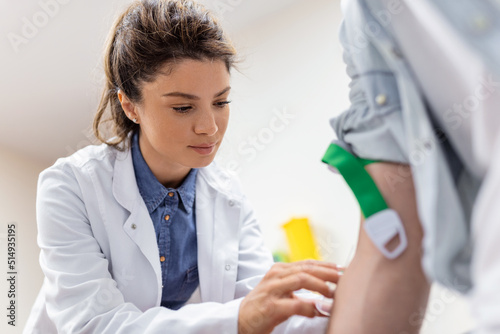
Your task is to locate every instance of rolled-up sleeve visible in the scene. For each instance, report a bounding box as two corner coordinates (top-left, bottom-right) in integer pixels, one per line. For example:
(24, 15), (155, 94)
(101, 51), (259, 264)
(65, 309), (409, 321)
(330, 22), (409, 164)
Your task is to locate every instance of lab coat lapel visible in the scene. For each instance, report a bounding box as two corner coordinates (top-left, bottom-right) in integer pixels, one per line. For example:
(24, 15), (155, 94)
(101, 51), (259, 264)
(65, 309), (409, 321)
(214, 193), (240, 302)
(112, 148), (162, 302)
(195, 174), (218, 302)
(196, 168), (240, 303)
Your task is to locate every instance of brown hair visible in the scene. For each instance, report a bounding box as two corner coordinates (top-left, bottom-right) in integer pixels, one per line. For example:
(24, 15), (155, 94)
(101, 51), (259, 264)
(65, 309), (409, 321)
(93, 0), (237, 149)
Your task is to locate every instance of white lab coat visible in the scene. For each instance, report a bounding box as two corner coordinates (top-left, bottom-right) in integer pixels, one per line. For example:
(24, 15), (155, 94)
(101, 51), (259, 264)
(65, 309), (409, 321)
(24, 143), (327, 333)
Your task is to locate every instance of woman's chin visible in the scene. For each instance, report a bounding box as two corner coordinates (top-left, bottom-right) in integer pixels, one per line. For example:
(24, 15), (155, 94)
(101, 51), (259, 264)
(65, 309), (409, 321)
(188, 156), (216, 168)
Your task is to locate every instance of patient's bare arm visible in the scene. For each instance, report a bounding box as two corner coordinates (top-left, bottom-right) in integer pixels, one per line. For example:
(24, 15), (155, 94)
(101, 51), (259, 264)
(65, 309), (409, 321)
(327, 162), (431, 334)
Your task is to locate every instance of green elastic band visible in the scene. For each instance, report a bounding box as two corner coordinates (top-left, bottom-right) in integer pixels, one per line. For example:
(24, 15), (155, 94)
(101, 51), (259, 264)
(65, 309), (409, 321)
(322, 144), (388, 218)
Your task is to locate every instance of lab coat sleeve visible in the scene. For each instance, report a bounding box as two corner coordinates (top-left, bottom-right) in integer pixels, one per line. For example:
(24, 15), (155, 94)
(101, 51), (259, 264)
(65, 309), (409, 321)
(470, 136), (500, 333)
(36, 164), (242, 334)
(233, 189), (329, 333)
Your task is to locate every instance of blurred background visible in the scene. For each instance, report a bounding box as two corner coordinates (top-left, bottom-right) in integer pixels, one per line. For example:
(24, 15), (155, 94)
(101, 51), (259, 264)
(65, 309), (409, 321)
(0, 0), (474, 332)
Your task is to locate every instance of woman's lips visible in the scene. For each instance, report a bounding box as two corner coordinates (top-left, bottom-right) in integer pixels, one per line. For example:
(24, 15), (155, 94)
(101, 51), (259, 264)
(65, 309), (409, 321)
(189, 143), (216, 155)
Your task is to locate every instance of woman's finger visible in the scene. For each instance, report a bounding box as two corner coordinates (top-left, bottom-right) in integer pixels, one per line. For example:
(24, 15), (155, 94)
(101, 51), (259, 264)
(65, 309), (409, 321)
(272, 298), (320, 321)
(269, 261), (343, 284)
(286, 260), (343, 273)
(314, 297), (334, 316)
(268, 272), (336, 298)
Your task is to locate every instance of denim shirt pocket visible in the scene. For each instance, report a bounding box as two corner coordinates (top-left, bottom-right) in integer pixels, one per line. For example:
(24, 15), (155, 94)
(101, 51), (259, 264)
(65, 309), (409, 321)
(177, 264), (199, 300)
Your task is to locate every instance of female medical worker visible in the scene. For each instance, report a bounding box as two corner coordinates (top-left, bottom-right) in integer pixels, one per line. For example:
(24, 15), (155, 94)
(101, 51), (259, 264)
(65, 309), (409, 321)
(24, 1), (340, 333)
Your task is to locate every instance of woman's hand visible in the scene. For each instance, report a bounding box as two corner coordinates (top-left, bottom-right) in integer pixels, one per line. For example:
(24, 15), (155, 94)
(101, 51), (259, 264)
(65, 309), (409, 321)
(238, 260), (342, 334)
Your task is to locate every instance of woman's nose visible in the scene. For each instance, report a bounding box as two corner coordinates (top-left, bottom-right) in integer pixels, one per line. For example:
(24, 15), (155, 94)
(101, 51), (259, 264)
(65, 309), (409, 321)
(194, 109), (218, 136)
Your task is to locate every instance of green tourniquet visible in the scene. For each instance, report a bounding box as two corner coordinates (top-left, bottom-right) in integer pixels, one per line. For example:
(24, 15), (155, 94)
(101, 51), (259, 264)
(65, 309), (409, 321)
(322, 144), (388, 218)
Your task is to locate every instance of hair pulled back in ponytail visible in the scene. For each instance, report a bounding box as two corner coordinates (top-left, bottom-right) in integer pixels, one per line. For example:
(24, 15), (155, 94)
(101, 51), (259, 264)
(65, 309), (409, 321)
(93, 0), (237, 149)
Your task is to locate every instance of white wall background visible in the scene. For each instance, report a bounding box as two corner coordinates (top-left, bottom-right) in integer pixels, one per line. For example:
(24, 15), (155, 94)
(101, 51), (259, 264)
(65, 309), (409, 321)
(217, 0), (359, 266)
(0, 0), (475, 333)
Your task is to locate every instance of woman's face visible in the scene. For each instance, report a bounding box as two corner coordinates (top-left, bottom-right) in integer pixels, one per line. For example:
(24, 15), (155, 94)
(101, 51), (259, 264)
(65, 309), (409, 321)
(130, 59), (231, 172)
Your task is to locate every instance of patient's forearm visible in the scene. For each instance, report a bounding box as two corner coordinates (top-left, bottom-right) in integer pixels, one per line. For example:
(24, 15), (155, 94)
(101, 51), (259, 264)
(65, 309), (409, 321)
(327, 163), (430, 334)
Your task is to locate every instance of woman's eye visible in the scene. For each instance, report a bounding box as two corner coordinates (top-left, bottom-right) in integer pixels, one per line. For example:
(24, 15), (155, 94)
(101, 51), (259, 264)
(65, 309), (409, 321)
(215, 100), (232, 108)
(173, 106), (192, 113)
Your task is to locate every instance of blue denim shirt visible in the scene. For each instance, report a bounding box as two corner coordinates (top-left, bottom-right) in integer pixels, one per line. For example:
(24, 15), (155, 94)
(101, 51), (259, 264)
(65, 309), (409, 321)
(131, 131), (199, 310)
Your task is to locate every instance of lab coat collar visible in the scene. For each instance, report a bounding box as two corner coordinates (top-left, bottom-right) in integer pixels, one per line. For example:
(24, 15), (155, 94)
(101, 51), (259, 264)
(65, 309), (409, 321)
(112, 147), (140, 213)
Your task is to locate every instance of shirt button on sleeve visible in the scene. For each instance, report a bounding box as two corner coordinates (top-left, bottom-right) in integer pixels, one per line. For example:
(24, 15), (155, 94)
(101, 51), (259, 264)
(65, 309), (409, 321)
(375, 94), (387, 106)
(472, 14), (490, 32)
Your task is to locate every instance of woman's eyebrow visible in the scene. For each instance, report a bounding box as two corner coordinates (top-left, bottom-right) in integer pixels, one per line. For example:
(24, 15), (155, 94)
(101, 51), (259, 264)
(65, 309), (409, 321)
(161, 86), (231, 100)
(214, 86), (231, 97)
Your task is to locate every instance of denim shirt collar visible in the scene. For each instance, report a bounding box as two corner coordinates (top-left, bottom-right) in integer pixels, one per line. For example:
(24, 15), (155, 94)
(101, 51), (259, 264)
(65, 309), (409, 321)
(131, 131), (197, 214)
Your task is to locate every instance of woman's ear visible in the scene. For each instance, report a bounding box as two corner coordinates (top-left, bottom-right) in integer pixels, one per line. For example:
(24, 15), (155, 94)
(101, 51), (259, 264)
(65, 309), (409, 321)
(117, 90), (139, 122)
